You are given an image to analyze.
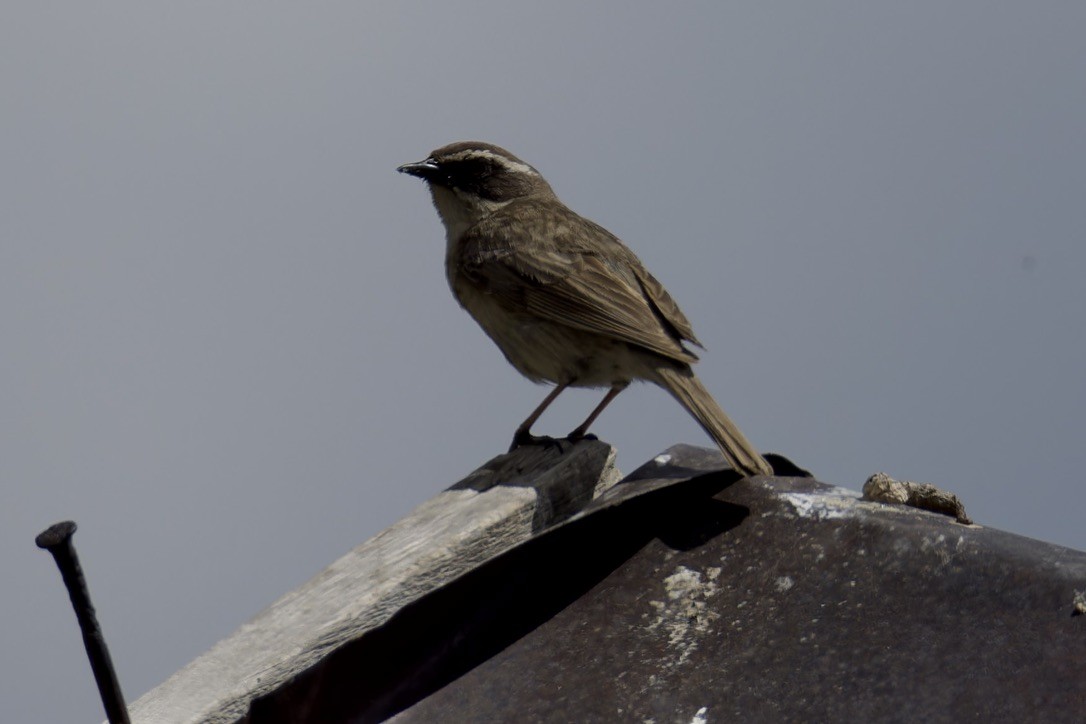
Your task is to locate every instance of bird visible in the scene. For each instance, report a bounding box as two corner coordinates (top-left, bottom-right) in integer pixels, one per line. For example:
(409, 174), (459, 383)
(398, 141), (773, 477)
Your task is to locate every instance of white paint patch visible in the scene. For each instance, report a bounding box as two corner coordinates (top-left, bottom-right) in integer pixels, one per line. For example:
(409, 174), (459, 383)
(777, 487), (862, 521)
(690, 706), (709, 724)
(653, 454), (672, 465)
(646, 566), (721, 666)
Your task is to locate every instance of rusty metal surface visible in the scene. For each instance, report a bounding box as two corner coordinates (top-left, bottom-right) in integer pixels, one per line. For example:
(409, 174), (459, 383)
(246, 446), (1086, 723)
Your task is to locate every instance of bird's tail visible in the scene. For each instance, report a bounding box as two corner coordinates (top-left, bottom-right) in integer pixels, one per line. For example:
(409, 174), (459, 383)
(653, 366), (773, 477)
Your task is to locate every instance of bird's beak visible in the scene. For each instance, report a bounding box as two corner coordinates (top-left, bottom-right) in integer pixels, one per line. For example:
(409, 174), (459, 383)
(397, 159), (440, 179)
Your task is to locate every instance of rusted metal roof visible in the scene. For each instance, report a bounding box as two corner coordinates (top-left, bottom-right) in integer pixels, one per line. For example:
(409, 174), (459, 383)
(242, 445), (1086, 722)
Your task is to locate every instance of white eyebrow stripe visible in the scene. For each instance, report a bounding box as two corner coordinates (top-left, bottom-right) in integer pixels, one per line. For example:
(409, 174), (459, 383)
(444, 149), (539, 176)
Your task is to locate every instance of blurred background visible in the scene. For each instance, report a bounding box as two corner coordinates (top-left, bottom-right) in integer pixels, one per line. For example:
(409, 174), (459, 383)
(3, 3), (1084, 721)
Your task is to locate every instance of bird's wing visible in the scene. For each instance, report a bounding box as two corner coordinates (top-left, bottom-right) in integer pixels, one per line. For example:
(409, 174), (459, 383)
(630, 265), (702, 348)
(458, 215), (699, 364)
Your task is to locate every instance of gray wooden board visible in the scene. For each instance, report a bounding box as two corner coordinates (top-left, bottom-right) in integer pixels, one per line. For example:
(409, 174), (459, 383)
(126, 440), (621, 724)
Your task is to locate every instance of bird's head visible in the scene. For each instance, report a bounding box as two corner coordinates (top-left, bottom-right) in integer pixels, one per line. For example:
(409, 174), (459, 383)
(398, 141), (553, 239)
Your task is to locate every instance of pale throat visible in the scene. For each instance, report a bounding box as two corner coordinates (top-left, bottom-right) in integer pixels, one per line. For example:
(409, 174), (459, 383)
(429, 185), (512, 251)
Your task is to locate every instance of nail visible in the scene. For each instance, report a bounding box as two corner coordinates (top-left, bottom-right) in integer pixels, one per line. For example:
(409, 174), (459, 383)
(37, 521), (131, 724)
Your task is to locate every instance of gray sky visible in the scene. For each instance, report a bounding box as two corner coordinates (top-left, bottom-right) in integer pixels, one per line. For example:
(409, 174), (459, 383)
(4, 3), (1084, 721)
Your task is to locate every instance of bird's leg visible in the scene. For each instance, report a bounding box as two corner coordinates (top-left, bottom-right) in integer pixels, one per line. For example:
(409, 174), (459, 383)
(510, 381), (571, 451)
(567, 382), (629, 441)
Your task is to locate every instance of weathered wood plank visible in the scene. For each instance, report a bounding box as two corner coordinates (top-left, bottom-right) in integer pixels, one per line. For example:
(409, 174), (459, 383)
(126, 440), (621, 724)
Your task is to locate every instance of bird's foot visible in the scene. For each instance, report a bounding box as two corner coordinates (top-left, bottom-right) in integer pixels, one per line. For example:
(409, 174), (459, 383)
(509, 430), (566, 453)
(509, 429), (600, 453)
(564, 430), (598, 444)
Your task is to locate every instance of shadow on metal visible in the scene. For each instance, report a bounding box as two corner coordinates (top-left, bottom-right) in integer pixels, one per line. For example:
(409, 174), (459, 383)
(243, 467), (746, 723)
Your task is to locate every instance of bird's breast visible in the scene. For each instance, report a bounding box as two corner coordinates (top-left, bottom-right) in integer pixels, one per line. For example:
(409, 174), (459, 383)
(446, 264), (646, 387)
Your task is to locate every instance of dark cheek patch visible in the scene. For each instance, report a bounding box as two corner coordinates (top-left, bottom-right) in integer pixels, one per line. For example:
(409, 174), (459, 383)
(444, 156), (535, 201)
